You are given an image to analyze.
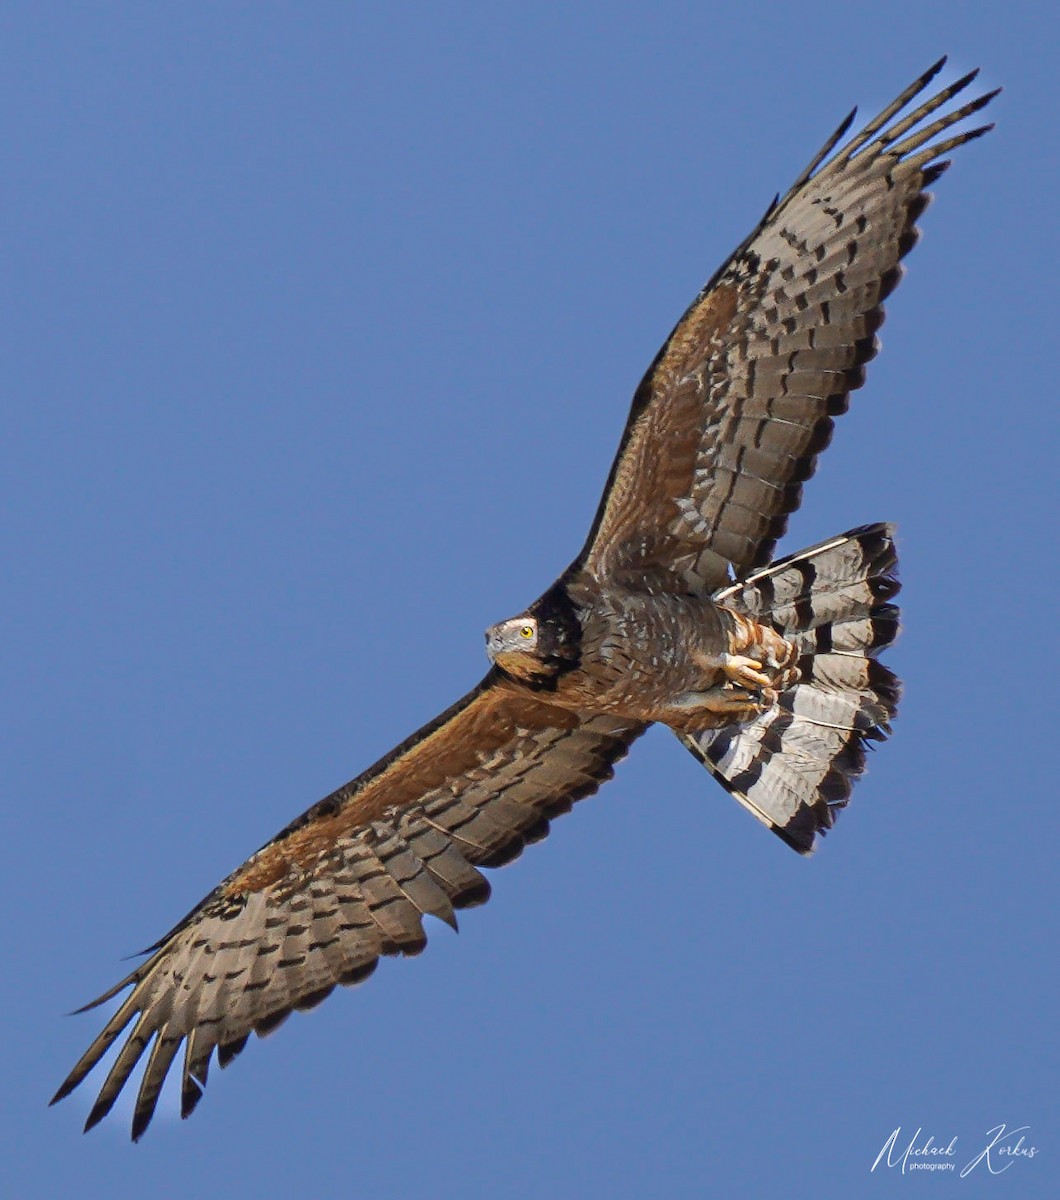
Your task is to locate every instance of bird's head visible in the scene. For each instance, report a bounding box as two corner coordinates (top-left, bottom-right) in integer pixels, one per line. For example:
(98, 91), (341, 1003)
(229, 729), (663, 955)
(485, 586), (581, 688)
(485, 615), (541, 677)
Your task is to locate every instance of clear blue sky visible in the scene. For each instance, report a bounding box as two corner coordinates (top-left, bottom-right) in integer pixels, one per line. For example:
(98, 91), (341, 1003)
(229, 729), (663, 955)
(5, 4), (1056, 1197)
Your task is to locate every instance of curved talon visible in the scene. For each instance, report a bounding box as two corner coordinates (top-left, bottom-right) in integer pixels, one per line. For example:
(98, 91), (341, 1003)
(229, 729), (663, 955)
(721, 653), (774, 689)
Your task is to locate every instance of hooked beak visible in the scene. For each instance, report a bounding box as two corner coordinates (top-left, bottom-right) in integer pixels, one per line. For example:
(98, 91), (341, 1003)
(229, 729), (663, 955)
(484, 626), (501, 665)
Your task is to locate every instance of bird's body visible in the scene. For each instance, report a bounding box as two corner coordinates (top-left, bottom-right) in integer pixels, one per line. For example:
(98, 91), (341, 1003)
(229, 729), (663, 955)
(490, 579), (790, 733)
(563, 583), (736, 727)
(491, 581), (729, 716)
(52, 60), (996, 1140)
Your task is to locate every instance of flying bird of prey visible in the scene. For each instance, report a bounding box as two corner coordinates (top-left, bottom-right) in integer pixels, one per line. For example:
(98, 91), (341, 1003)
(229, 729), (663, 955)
(54, 60), (996, 1139)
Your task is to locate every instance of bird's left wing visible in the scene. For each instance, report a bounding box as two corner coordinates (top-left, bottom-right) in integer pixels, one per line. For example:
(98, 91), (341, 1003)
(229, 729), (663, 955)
(576, 61), (996, 594)
(52, 673), (644, 1140)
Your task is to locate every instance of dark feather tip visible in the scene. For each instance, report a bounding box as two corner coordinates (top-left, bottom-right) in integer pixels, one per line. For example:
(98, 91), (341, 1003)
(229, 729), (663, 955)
(950, 66), (980, 92)
(131, 1108), (154, 1143)
(965, 122), (996, 142)
(181, 1078), (204, 1120)
(82, 1100), (111, 1135)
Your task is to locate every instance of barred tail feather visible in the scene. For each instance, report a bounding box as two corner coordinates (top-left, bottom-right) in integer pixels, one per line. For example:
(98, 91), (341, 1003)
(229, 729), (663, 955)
(684, 524), (901, 854)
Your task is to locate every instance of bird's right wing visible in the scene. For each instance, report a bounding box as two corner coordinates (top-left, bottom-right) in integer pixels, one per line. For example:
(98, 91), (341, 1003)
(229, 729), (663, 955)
(52, 672), (644, 1140)
(576, 60), (997, 595)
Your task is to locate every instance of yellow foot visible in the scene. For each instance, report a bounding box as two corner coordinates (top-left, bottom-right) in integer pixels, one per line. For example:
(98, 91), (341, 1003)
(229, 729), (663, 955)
(720, 653), (774, 690)
(723, 615), (800, 689)
(692, 614), (801, 710)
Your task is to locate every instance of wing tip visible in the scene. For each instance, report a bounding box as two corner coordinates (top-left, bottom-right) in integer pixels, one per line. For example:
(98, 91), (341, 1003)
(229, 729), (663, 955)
(82, 1096), (112, 1136)
(70, 978), (135, 1015)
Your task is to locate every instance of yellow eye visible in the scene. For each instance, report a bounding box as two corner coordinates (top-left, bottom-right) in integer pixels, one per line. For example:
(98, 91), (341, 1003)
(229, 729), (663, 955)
(519, 625), (534, 639)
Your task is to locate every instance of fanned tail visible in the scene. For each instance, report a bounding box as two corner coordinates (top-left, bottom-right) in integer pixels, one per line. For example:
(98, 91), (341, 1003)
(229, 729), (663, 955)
(684, 524), (901, 853)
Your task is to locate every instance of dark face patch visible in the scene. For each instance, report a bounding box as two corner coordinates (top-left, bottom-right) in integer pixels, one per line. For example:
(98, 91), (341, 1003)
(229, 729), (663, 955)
(517, 582), (582, 688)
